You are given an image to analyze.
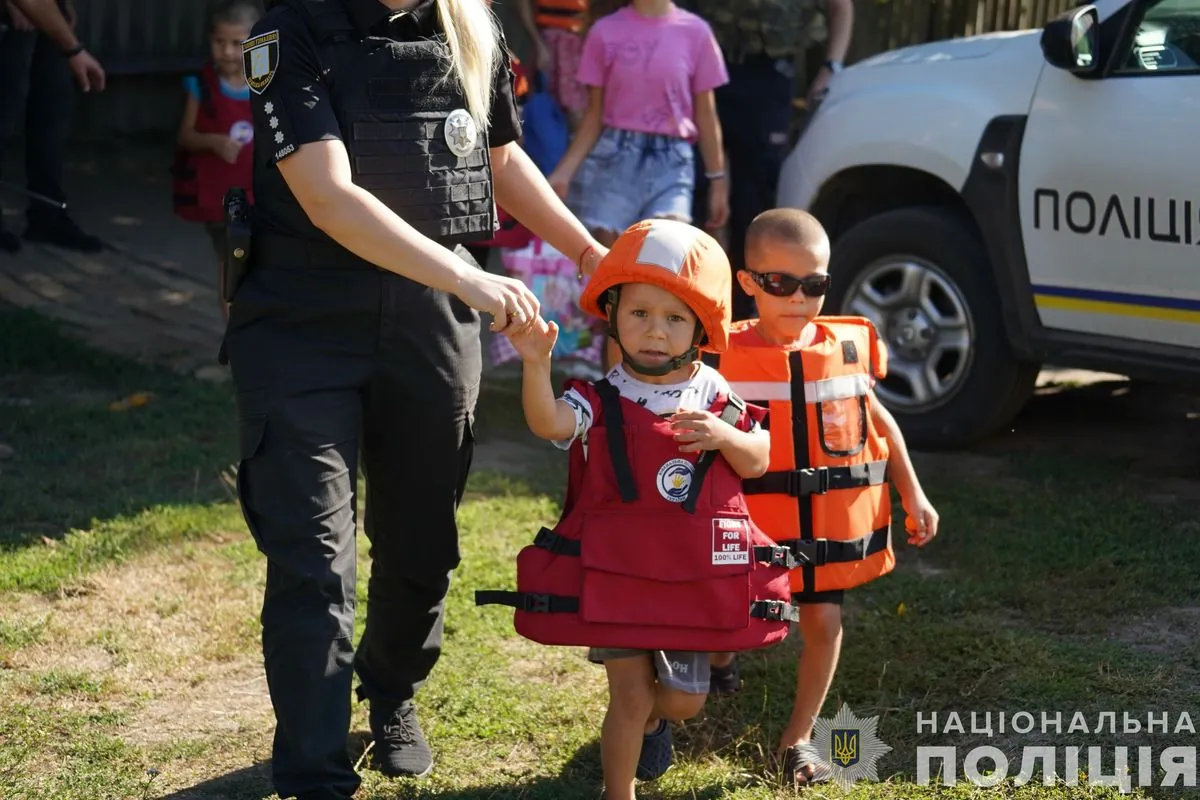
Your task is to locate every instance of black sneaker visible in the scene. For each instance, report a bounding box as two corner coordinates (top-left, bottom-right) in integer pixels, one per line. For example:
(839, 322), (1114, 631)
(369, 701), (433, 779)
(24, 214), (104, 253)
(635, 718), (673, 781)
(710, 656), (740, 695)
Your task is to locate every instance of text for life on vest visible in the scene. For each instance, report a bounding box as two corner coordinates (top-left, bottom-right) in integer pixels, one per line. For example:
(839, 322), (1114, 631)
(711, 518), (749, 565)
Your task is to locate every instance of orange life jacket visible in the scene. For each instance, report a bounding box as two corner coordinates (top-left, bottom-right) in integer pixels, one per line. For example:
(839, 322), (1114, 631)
(536, 0), (587, 32)
(704, 317), (895, 595)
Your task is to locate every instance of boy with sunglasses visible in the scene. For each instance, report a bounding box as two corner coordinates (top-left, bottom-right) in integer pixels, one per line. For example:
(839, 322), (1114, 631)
(701, 208), (939, 786)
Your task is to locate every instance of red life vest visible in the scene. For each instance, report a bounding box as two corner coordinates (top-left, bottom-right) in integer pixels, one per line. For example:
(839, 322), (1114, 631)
(171, 63), (254, 223)
(476, 377), (800, 652)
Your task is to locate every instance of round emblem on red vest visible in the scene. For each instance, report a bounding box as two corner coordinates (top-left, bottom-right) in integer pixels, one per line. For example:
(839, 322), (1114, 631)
(656, 458), (694, 503)
(445, 108), (477, 157)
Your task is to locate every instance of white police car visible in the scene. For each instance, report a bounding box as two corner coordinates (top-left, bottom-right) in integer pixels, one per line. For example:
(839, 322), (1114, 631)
(777, 0), (1200, 449)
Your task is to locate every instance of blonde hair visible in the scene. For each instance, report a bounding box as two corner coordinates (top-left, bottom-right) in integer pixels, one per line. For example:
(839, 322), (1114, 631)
(436, 0), (500, 129)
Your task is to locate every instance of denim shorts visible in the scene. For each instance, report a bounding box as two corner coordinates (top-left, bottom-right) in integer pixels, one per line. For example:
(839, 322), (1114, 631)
(568, 127), (695, 235)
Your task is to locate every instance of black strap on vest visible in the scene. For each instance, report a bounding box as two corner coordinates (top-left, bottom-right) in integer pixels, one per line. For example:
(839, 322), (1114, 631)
(776, 524), (891, 567)
(474, 591), (579, 614)
(473, 590), (800, 623)
(594, 380), (639, 503)
(743, 460), (889, 497)
(681, 392), (746, 513)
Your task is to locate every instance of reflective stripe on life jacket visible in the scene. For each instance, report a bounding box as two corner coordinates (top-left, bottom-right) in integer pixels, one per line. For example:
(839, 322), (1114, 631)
(476, 377), (799, 652)
(536, 0), (587, 32)
(704, 317), (896, 595)
(171, 63), (254, 223)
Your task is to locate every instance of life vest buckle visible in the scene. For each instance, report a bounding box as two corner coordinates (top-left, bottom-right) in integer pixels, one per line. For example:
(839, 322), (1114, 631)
(755, 545), (798, 569)
(790, 467), (830, 496)
(787, 539), (829, 566)
(524, 593), (552, 613)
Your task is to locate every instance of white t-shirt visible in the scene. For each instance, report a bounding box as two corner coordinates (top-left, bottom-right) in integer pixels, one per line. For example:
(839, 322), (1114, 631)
(554, 362), (759, 454)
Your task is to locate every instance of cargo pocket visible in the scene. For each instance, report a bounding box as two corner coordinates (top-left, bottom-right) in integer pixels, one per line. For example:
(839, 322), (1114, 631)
(235, 413), (267, 551)
(815, 394), (868, 457)
(577, 510), (754, 632)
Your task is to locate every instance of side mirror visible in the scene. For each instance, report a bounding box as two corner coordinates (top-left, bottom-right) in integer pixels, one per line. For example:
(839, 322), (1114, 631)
(1041, 4), (1100, 75)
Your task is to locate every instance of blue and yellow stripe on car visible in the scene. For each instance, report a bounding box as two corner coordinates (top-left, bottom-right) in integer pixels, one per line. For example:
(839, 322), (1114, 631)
(1032, 284), (1200, 325)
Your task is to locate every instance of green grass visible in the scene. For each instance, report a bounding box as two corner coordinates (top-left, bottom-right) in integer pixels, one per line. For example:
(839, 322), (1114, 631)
(1, 307), (1198, 799)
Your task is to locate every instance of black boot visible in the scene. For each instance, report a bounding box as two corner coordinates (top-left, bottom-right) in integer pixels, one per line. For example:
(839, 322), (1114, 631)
(25, 212), (103, 253)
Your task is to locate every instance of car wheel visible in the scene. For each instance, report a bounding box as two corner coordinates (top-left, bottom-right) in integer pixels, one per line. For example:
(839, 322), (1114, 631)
(826, 205), (1040, 449)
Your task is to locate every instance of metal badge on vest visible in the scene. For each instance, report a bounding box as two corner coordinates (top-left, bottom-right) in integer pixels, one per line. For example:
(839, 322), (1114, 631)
(476, 378), (799, 652)
(279, 0), (496, 245)
(704, 318), (896, 595)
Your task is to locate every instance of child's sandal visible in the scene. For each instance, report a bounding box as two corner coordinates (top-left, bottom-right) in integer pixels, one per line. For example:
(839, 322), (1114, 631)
(781, 745), (821, 786)
(635, 718), (673, 781)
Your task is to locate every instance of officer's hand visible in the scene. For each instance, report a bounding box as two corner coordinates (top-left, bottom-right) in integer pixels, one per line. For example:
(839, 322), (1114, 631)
(506, 316), (558, 364)
(670, 410), (728, 453)
(456, 270), (540, 335)
(216, 137), (243, 165)
(67, 50), (106, 92)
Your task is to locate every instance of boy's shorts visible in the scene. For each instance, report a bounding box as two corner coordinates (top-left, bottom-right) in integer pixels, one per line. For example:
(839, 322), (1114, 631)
(568, 128), (694, 235)
(794, 589), (845, 605)
(588, 647), (711, 694)
(204, 221), (225, 263)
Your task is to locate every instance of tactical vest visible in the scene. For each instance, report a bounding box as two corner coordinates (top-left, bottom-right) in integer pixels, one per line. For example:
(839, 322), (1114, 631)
(282, 0), (495, 245)
(704, 318), (896, 595)
(476, 378), (799, 652)
(171, 63), (255, 223)
(689, 0), (827, 63)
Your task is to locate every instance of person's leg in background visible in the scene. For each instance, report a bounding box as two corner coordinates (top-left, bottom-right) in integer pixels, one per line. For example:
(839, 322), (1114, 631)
(0, 25), (36, 253)
(21, 24), (102, 252)
(694, 57), (794, 322)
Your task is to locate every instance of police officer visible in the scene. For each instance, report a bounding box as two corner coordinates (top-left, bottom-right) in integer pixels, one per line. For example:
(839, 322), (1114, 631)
(682, 0), (854, 321)
(227, 1), (607, 798)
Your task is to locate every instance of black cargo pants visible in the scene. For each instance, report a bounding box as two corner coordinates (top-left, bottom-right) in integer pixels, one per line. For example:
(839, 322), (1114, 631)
(224, 238), (481, 800)
(692, 55), (796, 322)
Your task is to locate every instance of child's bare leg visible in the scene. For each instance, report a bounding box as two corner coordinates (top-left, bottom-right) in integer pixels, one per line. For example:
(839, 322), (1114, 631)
(651, 683), (707, 726)
(602, 656), (656, 800)
(779, 603), (843, 757)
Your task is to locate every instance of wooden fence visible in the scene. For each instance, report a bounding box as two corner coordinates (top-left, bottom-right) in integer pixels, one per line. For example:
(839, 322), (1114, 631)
(844, 0), (1082, 64)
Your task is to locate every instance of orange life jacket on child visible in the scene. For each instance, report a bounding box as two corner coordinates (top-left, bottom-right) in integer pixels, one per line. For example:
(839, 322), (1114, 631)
(171, 63), (254, 223)
(476, 377), (799, 651)
(704, 318), (896, 595)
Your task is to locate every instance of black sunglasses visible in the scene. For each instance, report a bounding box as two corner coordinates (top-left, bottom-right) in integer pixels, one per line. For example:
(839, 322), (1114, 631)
(746, 271), (831, 298)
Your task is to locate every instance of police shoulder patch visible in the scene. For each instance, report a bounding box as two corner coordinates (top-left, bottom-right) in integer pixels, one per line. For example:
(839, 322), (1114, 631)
(242, 29), (281, 95)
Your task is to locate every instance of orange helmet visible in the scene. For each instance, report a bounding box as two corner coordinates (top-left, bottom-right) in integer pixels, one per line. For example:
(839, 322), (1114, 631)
(579, 219), (733, 352)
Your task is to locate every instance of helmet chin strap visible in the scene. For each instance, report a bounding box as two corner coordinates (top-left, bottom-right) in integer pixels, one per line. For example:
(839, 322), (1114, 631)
(606, 288), (704, 379)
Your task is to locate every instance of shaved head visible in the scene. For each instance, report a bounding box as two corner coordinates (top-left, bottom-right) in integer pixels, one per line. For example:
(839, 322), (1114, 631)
(745, 208), (830, 256)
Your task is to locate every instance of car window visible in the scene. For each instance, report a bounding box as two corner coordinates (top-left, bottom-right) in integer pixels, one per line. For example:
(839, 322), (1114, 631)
(1118, 0), (1200, 72)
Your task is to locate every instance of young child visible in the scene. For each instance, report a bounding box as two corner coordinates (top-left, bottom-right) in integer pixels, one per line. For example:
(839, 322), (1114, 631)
(704, 208), (940, 785)
(500, 219), (775, 800)
(548, 0), (730, 245)
(171, 0), (261, 319)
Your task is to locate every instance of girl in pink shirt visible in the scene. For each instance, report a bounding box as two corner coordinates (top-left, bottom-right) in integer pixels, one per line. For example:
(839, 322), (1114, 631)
(547, 0), (730, 249)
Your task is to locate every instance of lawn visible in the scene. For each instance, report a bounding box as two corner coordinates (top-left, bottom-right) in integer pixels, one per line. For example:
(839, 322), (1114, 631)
(1, 307), (1197, 799)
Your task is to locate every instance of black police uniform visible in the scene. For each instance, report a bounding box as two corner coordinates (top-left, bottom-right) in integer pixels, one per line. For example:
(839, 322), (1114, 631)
(225, 1), (521, 797)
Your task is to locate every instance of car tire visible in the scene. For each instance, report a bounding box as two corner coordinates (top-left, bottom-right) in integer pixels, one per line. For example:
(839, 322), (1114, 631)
(826, 205), (1040, 450)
